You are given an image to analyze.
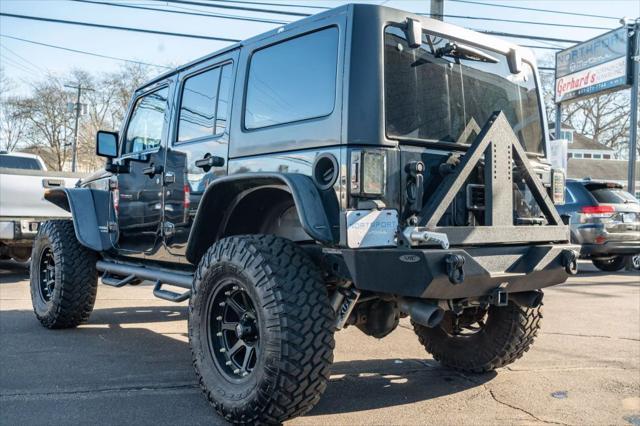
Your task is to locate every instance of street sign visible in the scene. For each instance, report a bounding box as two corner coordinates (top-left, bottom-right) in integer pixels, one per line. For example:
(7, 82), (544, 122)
(555, 27), (631, 103)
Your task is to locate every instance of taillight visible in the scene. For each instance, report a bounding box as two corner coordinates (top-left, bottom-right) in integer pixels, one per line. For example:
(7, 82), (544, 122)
(579, 205), (614, 223)
(112, 187), (119, 216)
(183, 184), (190, 210)
(580, 205), (614, 214)
(551, 169), (565, 205)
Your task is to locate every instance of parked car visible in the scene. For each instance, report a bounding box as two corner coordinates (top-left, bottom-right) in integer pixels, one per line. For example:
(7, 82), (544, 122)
(30, 4), (579, 424)
(557, 179), (640, 271)
(0, 151), (82, 263)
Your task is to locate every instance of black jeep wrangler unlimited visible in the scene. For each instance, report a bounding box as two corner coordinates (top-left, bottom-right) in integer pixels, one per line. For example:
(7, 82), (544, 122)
(31, 4), (578, 424)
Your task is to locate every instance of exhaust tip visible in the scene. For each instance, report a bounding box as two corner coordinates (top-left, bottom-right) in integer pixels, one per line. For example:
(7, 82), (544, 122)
(426, 308), (445, 328)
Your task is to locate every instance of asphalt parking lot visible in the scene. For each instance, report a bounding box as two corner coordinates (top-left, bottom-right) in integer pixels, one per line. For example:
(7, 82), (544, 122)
(1, 260), (638, 426)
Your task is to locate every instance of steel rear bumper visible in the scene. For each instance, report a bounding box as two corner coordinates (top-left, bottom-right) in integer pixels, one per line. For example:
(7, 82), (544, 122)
(341, 243), (580, 299)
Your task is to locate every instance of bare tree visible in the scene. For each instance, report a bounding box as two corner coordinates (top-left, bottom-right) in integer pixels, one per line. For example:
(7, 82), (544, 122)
(20, 76), (74, 170)
(0, 96), (32, 152)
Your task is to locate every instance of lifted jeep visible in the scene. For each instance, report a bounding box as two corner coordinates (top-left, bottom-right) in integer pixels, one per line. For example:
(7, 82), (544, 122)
(31, 4), (578, 424)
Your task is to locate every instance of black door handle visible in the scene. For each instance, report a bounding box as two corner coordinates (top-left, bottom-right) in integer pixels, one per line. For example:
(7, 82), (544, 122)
(195, 155), (224, 170)
(143, 164), (163, 177)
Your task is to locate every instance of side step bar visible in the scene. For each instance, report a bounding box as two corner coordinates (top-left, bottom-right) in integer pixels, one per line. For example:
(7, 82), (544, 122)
(96, 260), (193, 303)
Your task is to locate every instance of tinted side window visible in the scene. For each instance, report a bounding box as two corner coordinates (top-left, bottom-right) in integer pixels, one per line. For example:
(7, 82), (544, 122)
(123, 87), (169, 155)
(216, 64), (233, 135)
(177, 63), (233, 142)
(244, 27), (339, 130)
(0, 156), (42, 170)
(178, 68), (220, 142)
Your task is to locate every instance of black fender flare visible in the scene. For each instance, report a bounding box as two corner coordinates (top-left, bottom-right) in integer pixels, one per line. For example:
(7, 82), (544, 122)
(186, 173), (336, 264)
(44, 188), (113, 252)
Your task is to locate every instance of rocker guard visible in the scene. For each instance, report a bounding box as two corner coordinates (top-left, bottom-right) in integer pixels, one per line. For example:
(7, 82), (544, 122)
(341, 243), (580, 299)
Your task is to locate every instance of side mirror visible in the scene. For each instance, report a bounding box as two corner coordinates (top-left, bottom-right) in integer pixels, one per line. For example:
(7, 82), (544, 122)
(96, 131), (119, 158)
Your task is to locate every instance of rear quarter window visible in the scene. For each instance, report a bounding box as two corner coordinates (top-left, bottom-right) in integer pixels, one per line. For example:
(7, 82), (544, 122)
(590, 188), (638, 204)
(244, 27), (339, 130)
(0, 156), (42, 170)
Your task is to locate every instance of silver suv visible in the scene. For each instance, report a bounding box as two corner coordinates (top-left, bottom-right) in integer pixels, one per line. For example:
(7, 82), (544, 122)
(558, 179), (640, 271)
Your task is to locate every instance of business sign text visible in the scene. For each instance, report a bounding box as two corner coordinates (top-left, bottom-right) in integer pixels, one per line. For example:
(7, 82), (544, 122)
(555, 27), (630, 103)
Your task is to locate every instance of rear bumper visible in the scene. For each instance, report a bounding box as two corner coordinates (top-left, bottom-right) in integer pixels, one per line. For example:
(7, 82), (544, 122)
(0, 220), (39, 242)
(580, 241), (640, 258)
(341, 243), (579, 299)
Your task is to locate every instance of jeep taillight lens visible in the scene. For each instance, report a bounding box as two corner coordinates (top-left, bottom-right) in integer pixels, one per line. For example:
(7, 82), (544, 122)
(183, 184), (190, 211)
(350, 150), (386, 197)
(551, 168), (565, 205)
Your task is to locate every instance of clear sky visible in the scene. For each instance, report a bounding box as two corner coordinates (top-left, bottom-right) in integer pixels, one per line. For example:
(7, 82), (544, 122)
(1, 0), (638, 95)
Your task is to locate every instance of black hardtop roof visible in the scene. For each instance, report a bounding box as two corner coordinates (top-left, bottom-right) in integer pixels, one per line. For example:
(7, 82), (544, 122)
(134, 3), (531, 94)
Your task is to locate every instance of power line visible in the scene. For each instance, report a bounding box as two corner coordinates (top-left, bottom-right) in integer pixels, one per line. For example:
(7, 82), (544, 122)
(153, 0), (311, 17)
(0, 43), (46, 73)
(476, 30), (579, 44)
(73, 0), (288, 25)
(449, 0), (621, 21)
(423, 13), (613, 31)
(149, 1), (585, 44)
(77, 0), (613, 33)
(522, 45), (562, 51)
(0, 34), (171, 69)
(0, 12), (242, 42)
(212, 0), (327, 10)
(0, 53), (39, 77)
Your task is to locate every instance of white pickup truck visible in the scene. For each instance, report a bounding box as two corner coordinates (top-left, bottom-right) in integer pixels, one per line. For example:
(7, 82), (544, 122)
(0, 152), (84, 262)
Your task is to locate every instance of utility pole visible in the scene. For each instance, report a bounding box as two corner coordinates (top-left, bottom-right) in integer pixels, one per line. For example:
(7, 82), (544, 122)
(431, 0), (444, 21)
(627, 19), (639, 196)
(64, 83), (91, 172)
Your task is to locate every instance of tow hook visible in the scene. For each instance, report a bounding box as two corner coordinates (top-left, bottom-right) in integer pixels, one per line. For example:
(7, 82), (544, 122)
(445, 254), (465, 284)
(561, 249), (578, 275)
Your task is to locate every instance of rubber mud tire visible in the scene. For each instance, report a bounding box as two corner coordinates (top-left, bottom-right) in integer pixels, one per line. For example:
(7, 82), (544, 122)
(30, 220), (98, 328)
(413, 301), (542, 373)
(592, 256), (625, 272)
(189, 235), (335, 424)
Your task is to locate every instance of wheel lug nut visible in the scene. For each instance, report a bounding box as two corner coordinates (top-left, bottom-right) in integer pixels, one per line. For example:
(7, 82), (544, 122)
(224, 291), (231, 296)
(242, 372), (248, 377)
(226, 361), (232, 366)
(219, 348), (226, 353)
(216, 332), (222, 337)
(219, 302), (226, 307)
(233, 369), (240, 374)
(216, 316), (222, 321)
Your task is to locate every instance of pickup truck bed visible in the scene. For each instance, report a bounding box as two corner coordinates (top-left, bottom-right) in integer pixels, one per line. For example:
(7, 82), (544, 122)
(0, 167), (84, 261)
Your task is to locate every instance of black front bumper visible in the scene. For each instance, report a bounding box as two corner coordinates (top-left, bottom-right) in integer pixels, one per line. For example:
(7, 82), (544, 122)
(341, 243), (579, 299)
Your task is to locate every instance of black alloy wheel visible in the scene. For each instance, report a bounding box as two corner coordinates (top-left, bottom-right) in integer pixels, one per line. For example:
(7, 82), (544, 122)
(38, 247), (56, 302)
(207, 280), (259, 380)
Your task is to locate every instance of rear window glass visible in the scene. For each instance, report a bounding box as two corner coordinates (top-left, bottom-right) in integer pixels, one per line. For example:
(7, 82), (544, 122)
(0, 155), (42, 170)
(590, 188), (638, 204)
(244, 27), (339, 130)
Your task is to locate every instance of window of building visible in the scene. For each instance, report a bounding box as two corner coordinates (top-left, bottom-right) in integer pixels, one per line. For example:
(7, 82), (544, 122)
(603, 154), (611, 159)
(559, 130), (574, 143)
(568, 153), (573, 158)
(244, 27), (339, 130)
(592, 153), (602, 159)
(177, 63), (233, 143)
(123, 86), (169, 155)
(584, 153), (592, 159)
(573, 153), (583, 159)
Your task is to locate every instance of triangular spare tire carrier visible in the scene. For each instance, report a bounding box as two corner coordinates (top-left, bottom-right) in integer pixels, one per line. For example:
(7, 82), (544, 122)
(417, 111), (569, 246)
